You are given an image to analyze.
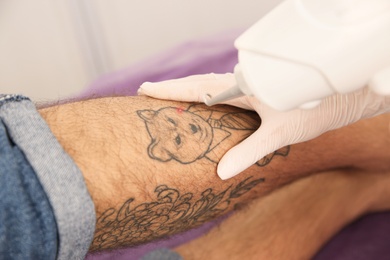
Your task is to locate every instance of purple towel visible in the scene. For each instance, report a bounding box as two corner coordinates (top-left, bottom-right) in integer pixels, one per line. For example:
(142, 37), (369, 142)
(83, 29), (390, 260)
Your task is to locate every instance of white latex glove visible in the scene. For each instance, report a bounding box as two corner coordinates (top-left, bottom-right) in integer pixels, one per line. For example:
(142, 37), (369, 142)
(138, 73), (390, 180)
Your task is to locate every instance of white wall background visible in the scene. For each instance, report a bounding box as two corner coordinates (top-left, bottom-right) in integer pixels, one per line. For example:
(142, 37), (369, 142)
(0, 0), (283, 101)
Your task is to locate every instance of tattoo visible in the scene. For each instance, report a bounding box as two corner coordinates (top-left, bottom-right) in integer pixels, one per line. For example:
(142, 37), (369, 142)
(91, 176), (265, 251)
(256, 146), (291, 167)
(137, 104), (259, 164)
(88, 105), (289, 251)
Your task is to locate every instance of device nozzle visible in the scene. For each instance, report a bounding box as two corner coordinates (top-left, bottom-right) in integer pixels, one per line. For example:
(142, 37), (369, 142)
(203, 84), (244, 106)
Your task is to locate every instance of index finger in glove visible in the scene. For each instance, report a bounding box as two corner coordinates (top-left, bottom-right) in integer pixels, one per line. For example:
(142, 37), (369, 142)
(138, 73), (236, 103)
(217, 125), (287, 180)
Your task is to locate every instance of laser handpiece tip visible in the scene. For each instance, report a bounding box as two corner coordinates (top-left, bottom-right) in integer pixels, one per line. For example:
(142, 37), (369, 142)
(203, 93), (213, 106)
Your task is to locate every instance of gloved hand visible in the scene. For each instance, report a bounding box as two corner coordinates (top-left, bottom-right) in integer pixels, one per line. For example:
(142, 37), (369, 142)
(138, 73), (390, 180)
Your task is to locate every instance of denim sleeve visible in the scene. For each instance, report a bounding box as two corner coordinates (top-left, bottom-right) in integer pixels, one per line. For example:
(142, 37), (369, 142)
(0, 94), (96, 260)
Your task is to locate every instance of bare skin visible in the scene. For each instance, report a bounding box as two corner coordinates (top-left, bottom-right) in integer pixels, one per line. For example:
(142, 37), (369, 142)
(175, 169), (390, 260)
(38, 96), (390, 252)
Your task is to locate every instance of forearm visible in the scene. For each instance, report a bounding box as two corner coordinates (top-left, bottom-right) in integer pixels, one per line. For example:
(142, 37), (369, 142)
(38, 96), (390, 251)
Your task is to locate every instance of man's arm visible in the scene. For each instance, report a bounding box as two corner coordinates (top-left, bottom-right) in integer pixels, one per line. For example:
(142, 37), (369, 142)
(39, 96), (390, 252)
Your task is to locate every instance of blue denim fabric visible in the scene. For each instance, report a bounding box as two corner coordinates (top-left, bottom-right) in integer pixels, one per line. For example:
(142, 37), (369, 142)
(0, 94), (96, 260)
(0, 120), (57, 259)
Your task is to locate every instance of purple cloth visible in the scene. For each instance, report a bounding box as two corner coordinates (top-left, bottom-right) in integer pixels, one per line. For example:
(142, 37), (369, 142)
(315, 212), (390, 260)
(83, 29), (390, 260)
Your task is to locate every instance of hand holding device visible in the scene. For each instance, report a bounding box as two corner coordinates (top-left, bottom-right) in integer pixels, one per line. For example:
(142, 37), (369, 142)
(138, 73), (390, 179)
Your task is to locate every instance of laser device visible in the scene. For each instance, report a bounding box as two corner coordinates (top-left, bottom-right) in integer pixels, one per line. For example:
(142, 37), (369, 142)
(205, 0), (390, 111)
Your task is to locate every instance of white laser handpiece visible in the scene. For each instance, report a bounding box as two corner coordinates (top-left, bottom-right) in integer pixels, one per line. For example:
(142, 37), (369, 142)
(204, 0), (390, 111)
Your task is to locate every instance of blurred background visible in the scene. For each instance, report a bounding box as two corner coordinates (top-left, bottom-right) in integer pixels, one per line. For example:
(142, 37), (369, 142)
(0, 0), (283, 101)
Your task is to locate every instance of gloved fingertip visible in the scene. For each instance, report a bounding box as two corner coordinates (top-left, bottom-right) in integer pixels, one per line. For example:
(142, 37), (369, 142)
(217, 161), (240, 180)
(138, 82), (157, 96)
(139, 81), (153, 89)
(137, 87), (145, 95)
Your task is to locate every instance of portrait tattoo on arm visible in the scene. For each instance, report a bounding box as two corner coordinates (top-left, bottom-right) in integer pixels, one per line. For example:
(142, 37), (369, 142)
(137, 104), (259, 164)
(89, 104), (292, 252)
(137, 104), (290, 166)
